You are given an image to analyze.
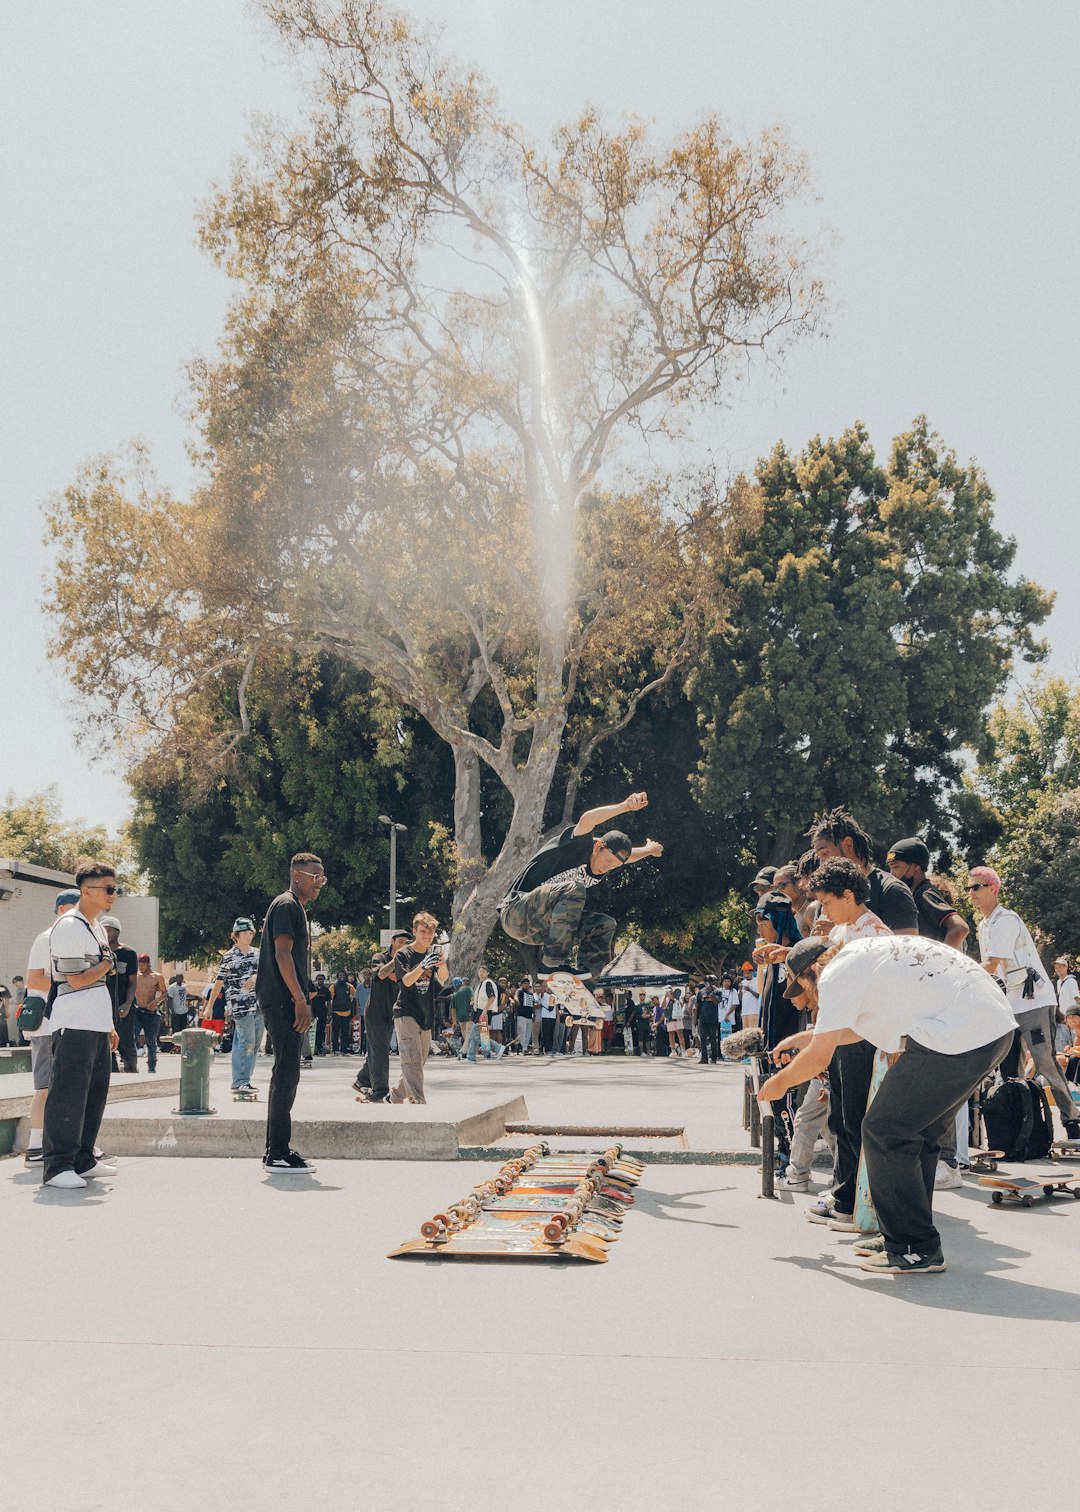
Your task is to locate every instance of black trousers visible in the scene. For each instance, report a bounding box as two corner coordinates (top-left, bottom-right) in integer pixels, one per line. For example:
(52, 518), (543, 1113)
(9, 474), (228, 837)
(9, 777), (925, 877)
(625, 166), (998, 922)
(826, 1038), (877, 1213)
(314, 1010), (329, 1053)
(356, 1002), (393, 1099)
(332, 1015), (352, 1054)
(117, 1008), (138, 1071)
(863, 1032), (1012, 1253)
(699, 1023), (720, 1063)
(263, 1004), (302, 1161)
(43, 1029), (112, 1181)
(539, 1017), (555, 1053)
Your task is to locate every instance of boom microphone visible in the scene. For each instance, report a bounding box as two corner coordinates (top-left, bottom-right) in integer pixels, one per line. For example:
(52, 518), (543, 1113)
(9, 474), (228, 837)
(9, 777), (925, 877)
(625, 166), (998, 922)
(721, 1027), (767, 1060)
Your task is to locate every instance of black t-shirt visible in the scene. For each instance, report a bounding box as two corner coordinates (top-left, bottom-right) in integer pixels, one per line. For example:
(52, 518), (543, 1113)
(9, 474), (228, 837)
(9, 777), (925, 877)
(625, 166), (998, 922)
(310, 983), (332, 1014)
(697, 990), (720, 1027)
(867, 867), (919, 933)
(911, 878), (959, 942)
(393, 946), (438, 1030)
(109, 945), (139, 1011)
(510, 826), (601, 895)
(255, 890), (310, 1011)
(332, 980), (353, 1013)
(515, 988), (534, 1019)
(367, 954), (398, 1018)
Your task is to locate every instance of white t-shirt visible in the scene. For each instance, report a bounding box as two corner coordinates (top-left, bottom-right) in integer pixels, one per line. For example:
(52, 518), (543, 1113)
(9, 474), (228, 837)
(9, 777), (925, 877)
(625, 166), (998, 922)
(813, 935), (1017, 1056)
(22, 925), (56, 1040)
(476, 978), (498, 1018)
(1056, 974), (1080, 1015)
(49, 910), (114, 1033)
(828, 909), (891, 947)
(976, 905), (1056, 1011)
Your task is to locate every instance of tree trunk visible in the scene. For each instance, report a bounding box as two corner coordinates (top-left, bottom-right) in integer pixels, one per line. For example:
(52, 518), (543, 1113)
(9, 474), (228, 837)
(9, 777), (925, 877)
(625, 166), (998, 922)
(447, 708), (566, 979)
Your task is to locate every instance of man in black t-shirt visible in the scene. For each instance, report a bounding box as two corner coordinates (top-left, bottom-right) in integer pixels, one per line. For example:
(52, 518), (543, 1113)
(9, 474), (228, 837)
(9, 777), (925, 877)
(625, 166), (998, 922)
(255, 852), (325, 1174)
(886, 837), (969, 949)
(354, 931), (410, 1102)
(498, 791), (663, 980)
(103, 917), (139, 1073)
(388, 912), (449, 1105)
(309, 974), (332, 1055)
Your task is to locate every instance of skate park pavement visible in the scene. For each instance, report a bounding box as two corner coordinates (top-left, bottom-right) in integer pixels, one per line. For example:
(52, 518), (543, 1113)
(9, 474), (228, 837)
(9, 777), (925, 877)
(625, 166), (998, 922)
(3, 1055), (1078, 1512)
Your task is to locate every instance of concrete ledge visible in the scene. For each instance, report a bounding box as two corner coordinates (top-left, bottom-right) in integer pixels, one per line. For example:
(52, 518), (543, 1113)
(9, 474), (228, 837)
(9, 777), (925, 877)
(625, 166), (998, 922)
(99, 1095), (530, 1161)
(0, 1073), (181, 1122)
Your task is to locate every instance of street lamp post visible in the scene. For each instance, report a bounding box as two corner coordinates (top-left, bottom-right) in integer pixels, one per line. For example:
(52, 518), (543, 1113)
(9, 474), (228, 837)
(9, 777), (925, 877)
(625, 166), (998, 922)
(378, 815), (408, 933)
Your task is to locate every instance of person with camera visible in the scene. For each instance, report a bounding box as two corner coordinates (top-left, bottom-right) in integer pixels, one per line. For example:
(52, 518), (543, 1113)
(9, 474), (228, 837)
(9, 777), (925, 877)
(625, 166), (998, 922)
(41, 862), (122, 1189)
(389, 912), (449, 1104)
(759, 935), (1016, 1274)
(969, 866), (1080, 1141)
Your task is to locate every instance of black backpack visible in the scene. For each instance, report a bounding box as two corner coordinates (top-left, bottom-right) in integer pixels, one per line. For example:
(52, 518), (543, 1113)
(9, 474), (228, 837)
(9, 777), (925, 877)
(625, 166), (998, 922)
(982, 1078), (1054, 1162)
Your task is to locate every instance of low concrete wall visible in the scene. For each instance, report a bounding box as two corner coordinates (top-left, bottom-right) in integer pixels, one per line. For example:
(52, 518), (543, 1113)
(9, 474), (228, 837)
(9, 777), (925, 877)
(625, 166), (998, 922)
(0, 1074), (181, 1156)
(98, 1095), (531, 1161)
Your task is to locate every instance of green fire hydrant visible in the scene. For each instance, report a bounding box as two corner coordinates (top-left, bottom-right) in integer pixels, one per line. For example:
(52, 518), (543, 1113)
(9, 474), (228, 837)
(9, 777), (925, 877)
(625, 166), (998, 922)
(167, 1027), (219, 1116)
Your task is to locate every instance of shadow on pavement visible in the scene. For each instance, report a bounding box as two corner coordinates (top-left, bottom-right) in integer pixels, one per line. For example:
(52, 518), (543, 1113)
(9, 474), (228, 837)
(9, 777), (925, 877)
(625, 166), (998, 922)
(633, 1184), (738, 1231)
(776, 1217), (1080, 1322)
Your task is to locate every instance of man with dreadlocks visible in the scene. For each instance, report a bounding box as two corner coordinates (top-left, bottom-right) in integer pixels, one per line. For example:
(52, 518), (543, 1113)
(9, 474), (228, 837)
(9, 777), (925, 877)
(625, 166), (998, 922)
(801, 808), (918, 1232)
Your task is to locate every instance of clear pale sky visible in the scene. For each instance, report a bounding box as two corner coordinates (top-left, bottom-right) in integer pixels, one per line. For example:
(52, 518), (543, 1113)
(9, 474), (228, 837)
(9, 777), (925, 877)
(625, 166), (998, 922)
(2, 1), (1077, 833)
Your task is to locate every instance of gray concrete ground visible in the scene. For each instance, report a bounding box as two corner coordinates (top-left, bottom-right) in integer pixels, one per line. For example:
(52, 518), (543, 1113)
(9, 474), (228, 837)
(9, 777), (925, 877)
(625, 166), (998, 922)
(3, 1058), (1077, 1511)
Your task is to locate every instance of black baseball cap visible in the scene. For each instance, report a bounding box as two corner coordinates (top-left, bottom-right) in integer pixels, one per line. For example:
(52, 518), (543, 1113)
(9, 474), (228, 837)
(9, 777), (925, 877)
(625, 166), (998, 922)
(782, 938), (831, 1000)
(751, 866), (777, 891)
(600, 830), (633, 860)
(887, 837), (930, 870)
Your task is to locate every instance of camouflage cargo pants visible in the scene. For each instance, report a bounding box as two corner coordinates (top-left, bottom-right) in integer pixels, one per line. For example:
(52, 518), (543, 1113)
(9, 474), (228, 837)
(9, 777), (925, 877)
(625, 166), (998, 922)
(499, 877), (616, 980)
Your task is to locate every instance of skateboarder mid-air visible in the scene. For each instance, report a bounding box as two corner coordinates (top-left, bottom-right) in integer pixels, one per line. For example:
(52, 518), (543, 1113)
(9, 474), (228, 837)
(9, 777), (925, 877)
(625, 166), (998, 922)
(498, 792), (663, 981)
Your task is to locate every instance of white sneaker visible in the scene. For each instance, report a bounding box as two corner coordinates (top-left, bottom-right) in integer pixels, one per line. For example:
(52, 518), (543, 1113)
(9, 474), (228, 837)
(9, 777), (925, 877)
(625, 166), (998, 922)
(83, 1162), (118, 1178)
(934, 1161), (962, 1190)
(778, 1175), (809, 1192)
(45, 1170), (87, 1189)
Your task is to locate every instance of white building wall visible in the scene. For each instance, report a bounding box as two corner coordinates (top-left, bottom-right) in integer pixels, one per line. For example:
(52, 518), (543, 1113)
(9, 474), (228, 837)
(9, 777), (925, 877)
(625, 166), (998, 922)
(0, 860), (160, 989)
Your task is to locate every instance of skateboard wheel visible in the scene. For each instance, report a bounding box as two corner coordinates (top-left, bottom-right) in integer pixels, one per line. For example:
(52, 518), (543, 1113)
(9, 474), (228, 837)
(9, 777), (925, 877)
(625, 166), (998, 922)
(1043, 1186), (1055, 1197)
(1071, 1188), (1080, 1200)
(991, 1191), (1003, 1204)
(420, 1220), (443, 1239)
(542, 1221), (566, 1243)
(1022, 1195), (1034, 1207)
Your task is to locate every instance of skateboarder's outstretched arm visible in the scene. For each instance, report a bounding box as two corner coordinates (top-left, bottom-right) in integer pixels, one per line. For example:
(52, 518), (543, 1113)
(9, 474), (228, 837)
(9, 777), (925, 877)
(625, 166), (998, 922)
(572, 792), (649, 836)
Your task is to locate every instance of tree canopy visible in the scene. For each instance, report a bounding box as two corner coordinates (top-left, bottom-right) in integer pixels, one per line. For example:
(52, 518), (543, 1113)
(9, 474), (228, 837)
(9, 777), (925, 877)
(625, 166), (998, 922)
(689, 419), (1052, 863)
(0, 788), (137, 888)
(44, 0), (823, 972)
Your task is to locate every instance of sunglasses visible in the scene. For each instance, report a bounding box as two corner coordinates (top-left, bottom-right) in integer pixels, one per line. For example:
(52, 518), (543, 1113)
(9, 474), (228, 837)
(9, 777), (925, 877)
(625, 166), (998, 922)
(86, 883), (119, 895)
(966, 883), (989, 891)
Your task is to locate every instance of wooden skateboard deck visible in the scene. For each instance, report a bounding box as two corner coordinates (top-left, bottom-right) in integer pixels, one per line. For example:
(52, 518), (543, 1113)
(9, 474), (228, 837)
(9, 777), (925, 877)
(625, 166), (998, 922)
(390, 1231), (609, 1262)
(967, 1148), (1005, 1173)
(231, 1090), (259, 1102)
(543, 971), (603, 1026)
(979, 1171), (1080, 1207)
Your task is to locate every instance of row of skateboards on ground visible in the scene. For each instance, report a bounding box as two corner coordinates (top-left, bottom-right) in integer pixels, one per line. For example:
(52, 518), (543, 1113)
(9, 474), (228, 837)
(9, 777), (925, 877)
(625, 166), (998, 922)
(389, 1141), (644, 1262)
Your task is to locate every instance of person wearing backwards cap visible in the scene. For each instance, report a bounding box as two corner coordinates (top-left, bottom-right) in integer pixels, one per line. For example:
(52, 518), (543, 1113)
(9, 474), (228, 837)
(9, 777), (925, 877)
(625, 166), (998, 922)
(498, 791), (663, 981)
(760, 935), (1016, 1274)
(19, 888), (81, 1165)
(969, 866), (1080, 1141)
(355, 930), (411, 1103)
(206, 918), (262, 1096)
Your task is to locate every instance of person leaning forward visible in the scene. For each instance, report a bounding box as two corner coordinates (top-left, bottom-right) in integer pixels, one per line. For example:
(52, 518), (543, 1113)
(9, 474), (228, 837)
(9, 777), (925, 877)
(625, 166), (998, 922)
(255, 852), (325, 1175)
(389, 913), (449, 1104)
(498, 792), (663, 980)
(760, 935), (1016, 1275)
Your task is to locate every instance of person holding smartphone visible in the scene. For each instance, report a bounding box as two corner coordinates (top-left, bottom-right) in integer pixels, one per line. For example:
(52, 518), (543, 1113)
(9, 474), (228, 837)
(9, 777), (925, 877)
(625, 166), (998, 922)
(389, 912), (449, 1104)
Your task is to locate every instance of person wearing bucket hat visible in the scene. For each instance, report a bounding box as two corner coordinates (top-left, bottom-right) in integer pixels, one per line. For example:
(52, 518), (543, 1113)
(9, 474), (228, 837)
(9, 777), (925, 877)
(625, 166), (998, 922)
(206, 916), (262, 1096)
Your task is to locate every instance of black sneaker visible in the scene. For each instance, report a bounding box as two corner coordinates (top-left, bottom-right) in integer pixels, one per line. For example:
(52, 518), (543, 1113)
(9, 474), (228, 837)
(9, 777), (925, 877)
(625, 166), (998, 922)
(540, 960), (591, 981)
(24, 1148), (43, 1166)
(264, 1151), (316, 1175)
(859, 1245), (945, 1275)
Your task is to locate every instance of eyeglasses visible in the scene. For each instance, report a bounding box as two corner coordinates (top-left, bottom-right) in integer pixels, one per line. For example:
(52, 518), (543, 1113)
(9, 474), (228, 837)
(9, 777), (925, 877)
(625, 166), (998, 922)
(295, 870), (327, 881)
(86, 883), (119, 895)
